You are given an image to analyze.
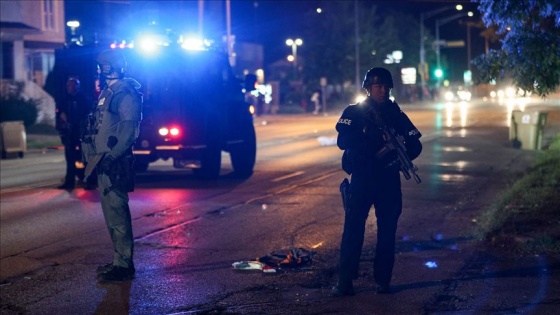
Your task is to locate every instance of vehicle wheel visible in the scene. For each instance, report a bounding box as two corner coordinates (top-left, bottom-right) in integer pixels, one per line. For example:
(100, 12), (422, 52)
(18, 151), (24, 159)
(133, 158), (150, 172)
(193, 147), (221, 179)
(230, 124), (256, 178)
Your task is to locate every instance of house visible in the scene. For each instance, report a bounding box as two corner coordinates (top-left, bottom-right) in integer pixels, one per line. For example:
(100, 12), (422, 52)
(1, 0), (66, 125)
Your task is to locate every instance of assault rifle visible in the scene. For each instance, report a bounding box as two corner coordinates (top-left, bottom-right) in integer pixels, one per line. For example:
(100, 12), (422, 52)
(366, 106), (422, 184)
(376, 124), (422, 183)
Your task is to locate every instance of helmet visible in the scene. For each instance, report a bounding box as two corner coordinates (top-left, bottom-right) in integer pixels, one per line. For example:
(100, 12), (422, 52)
(96, 49), (127, 78)
(362, 67), (393, 89)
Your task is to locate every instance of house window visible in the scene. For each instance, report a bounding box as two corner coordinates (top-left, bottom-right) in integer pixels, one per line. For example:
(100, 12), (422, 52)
(1, 42), (14, 79)
(43, 0), (55, 30)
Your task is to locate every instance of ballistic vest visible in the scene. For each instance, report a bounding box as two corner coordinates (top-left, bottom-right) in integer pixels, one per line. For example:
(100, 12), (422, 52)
(91, 79), (142, 154)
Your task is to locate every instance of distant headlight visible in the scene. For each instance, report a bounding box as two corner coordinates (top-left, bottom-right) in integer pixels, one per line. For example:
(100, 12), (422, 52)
(444, 91), (455, 101)
(457, 90), (471, 101)
(505, 87), (516, 98)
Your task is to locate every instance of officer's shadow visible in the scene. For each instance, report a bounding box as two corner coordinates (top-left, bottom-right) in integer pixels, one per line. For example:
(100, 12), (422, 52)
(94, 280), (132, 315)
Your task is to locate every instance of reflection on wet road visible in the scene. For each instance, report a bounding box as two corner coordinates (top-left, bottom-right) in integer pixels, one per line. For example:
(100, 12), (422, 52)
(1, 99), (559, 314)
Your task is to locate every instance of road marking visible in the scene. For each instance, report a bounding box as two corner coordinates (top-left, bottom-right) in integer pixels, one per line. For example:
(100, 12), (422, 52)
(0, 181), (59, 195)
(271, 171), (305, 182)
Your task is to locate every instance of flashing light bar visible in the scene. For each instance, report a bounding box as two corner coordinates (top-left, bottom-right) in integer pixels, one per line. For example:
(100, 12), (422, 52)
(178, 35), (211, 51)
(110, 41), (134, 49)
(109, 35), (212, 53)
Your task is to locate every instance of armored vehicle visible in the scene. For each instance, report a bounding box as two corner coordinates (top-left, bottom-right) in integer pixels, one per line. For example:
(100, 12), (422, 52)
(47, 43), (256, 179)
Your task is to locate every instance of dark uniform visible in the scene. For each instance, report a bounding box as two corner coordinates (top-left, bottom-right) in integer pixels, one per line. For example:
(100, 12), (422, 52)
(332, 67), (422, 296)
(56, 78), (93, 190)
(83, 49), (142, 282)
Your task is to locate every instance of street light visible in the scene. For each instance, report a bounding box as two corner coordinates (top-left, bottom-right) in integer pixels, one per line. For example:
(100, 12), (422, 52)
(286, 38), (303, 79)
(66, 20), (81, 45)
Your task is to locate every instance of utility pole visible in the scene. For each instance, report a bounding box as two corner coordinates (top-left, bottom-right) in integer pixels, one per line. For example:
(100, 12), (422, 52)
(419, 7), (454, 91)
(354, 0), (360, 94)
(225, 0), (234, 66)
(198, 0), (204, 37)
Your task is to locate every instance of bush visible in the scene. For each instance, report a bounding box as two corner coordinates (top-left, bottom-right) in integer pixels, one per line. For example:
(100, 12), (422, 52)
(0, 96), (39, 128)
(26, 123), (58, 135)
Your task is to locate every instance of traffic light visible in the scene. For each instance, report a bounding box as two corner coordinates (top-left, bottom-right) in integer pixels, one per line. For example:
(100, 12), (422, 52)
(434, 68), (443, 79)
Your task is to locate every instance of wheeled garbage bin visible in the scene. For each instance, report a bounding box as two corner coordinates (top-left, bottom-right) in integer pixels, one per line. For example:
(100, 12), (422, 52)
(509, 110), (548, 150)
(0, 121), (27, 159)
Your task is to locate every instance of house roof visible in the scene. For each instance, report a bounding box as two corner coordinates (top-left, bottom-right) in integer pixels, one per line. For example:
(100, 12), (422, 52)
(0, 21), (40, 35)
(0, 21), (41, 34)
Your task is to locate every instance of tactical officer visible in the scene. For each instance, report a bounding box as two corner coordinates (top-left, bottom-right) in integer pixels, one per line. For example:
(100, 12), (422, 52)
(82, 49), (142, 282)
(56, 78), (94, 190)
(332, 67), (422, 296)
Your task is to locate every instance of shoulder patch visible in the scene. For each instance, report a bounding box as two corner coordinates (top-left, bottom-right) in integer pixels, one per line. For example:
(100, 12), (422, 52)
(338, 118), (352, 125)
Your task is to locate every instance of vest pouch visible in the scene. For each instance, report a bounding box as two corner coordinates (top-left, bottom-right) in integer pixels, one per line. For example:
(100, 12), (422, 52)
(107, 154), (136, 193)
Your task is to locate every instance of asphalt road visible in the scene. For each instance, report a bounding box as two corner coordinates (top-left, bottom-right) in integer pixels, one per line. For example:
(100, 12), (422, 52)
(1, 98), (559, 314)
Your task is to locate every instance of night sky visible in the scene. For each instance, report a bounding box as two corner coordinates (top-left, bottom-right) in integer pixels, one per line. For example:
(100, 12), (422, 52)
(65, 0), (489, 81)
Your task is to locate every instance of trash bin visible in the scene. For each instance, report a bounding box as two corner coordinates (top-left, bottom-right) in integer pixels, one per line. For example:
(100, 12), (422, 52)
(0, 121), (27, 159)
(509, 110), (548, 150)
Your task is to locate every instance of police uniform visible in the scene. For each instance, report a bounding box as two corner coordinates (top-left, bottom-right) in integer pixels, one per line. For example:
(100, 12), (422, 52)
(95, 78), (141, 272)
(83, 49), (142, 282)
(57, 81), (92, 189)
(334, 90), (422, 294)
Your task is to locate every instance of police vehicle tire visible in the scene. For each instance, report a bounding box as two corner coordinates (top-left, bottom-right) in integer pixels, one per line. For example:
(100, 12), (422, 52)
(230, 125), (256, 178)
(193, 147), (221, 179)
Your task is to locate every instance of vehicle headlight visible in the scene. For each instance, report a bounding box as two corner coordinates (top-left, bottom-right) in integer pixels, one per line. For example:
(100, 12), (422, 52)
(457, 91), (471, 101)
(505, 87), (516, 98)
(444, 91), (454, 101)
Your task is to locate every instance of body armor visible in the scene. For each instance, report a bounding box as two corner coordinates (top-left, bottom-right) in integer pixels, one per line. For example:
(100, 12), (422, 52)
(90, 79), (142, 154)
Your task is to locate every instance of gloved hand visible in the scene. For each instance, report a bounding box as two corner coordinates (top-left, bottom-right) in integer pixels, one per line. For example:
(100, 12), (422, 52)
(99, 155), (116, 174)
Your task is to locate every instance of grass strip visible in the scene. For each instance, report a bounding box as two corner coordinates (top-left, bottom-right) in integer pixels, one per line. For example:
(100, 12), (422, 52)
(476, 133), (560, 254)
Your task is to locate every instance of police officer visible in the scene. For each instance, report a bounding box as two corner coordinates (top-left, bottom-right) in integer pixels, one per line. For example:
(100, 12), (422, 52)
(56, 78), (93, 190)
(83, 49), (142, 282)
(332, 67), (422, 296)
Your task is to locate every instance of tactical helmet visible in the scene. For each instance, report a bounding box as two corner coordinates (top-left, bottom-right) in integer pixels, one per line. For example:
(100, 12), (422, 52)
(96, 49), (127, 77)
(362, 67), (393, 89)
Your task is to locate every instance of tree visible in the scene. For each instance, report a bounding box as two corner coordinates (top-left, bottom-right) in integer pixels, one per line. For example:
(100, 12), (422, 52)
(472, 0), (560, 97)
(301, 1), (423, 99)
(0, 82), (39, 128)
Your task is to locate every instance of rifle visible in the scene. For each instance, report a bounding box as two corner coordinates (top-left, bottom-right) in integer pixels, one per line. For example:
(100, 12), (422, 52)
(366, 106), (422, 184)
(377, 125), (421, 183)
